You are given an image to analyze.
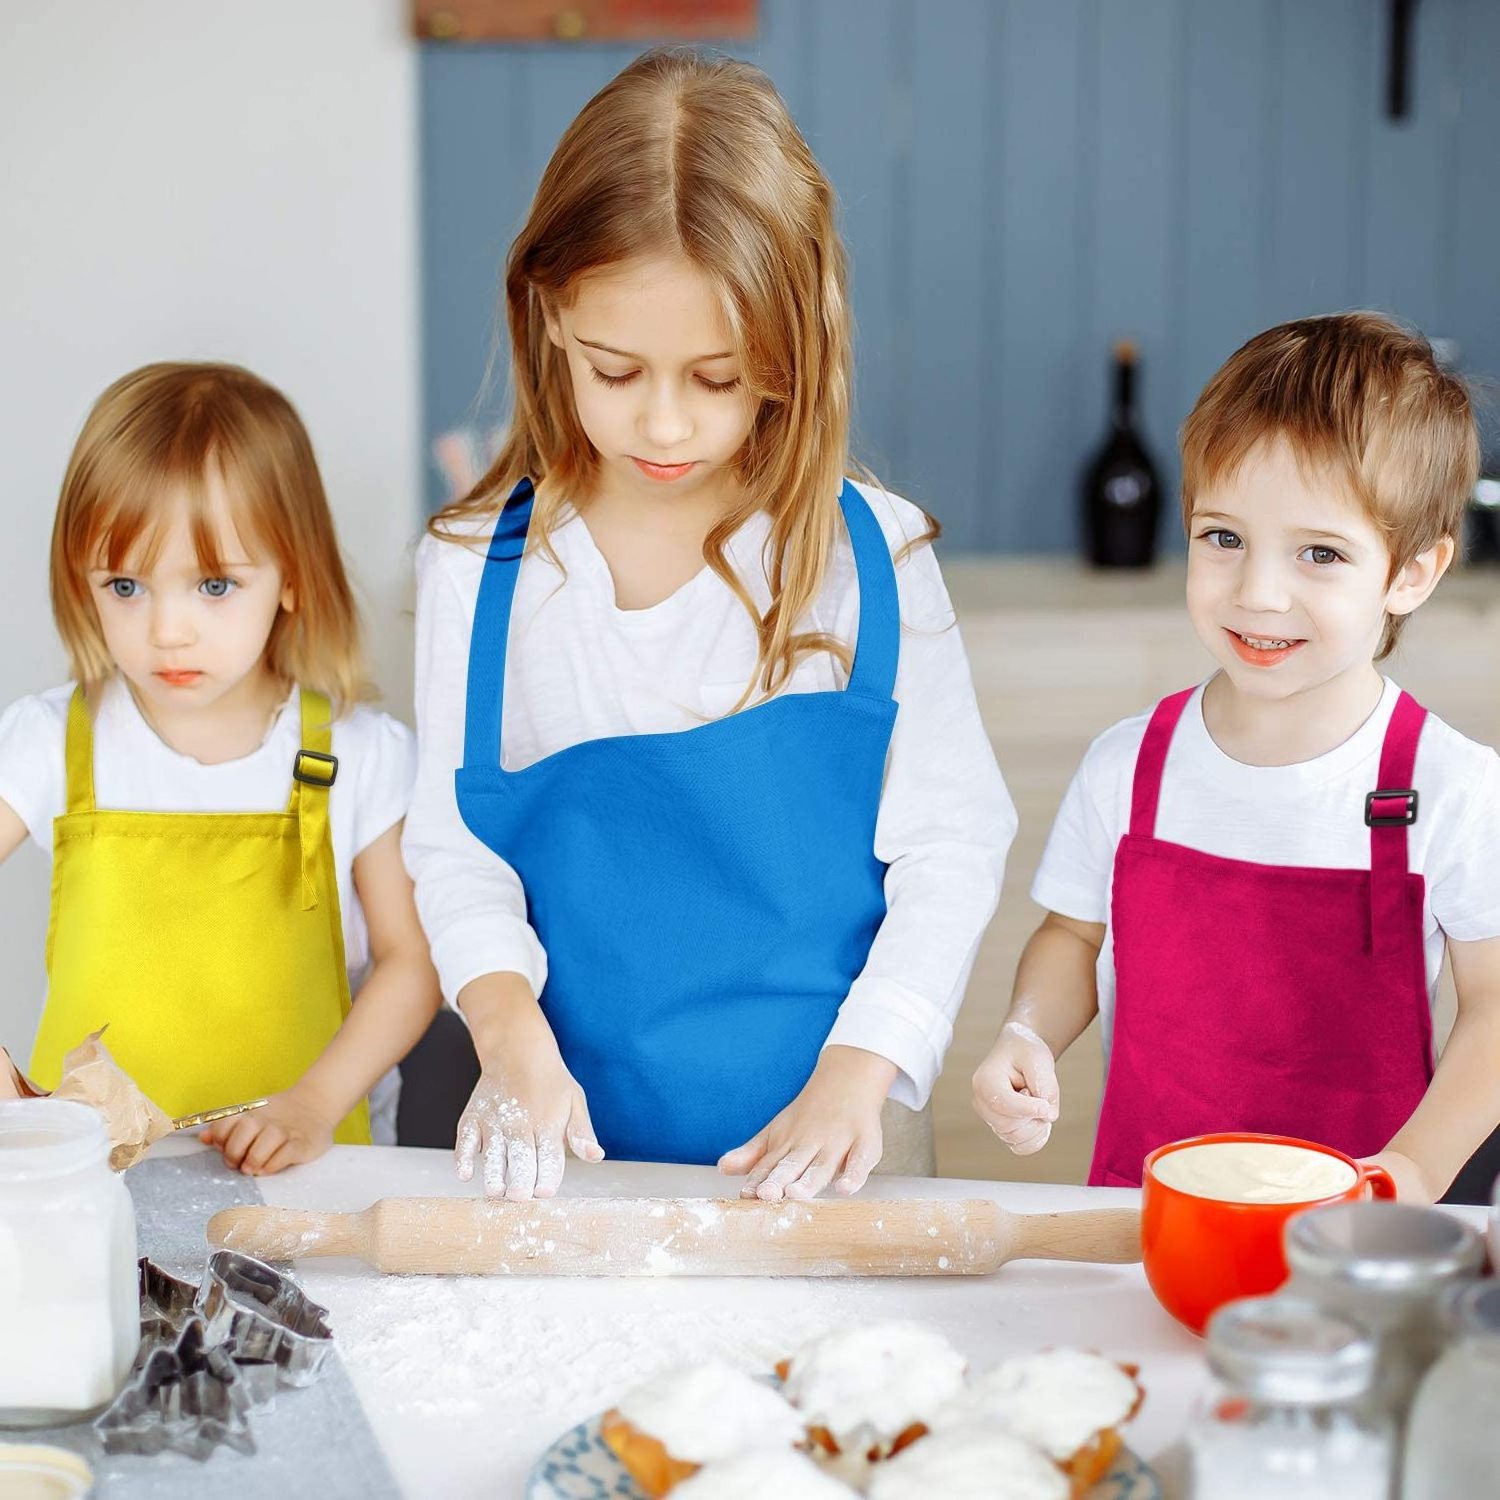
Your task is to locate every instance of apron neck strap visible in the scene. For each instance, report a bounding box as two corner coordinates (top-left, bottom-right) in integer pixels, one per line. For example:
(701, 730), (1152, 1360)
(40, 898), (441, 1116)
(839, 480), (900, 701)
(1129, 688), (1195, 837)
(1368, 689), (1425, 955)
(64, 687), (96, 815)
(64, 683), (334, 911)
(462, 476), (905, 768)
(464, 477), (534, 770)
(291, 688), (335, 911)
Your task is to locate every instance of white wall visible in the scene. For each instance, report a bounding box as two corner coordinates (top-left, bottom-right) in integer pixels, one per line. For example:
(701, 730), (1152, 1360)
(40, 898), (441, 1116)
(0, 2), (420, 1060)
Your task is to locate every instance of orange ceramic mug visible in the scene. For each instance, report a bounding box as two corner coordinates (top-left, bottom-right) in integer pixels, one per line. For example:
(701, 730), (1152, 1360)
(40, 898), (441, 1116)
(1141, 1131), (1396, 1335)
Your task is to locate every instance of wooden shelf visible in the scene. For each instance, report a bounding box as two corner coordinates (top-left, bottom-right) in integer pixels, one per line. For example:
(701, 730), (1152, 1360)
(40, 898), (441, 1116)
(413, 0), (757, 44)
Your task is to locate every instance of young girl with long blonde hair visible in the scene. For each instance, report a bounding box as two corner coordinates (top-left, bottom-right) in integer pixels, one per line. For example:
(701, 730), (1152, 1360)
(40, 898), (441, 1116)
(3, 362), (439, 1168)
(404, 48), (1016, 1201)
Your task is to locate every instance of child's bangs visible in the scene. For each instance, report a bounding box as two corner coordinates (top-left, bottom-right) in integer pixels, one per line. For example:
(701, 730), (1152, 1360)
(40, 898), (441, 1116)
(85, 447), (272, 579)
(1184, 417), (1366, 520)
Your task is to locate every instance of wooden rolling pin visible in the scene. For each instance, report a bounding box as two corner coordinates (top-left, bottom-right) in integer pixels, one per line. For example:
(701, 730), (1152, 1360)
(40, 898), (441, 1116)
(206, 1197), (1140, 1277)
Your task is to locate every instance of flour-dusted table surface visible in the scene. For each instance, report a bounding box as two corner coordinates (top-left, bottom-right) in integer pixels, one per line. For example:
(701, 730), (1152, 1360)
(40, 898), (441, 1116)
(155, 1138), (1485, 1499)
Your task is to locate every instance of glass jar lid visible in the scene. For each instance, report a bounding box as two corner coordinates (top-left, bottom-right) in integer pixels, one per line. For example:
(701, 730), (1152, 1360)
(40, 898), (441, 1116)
(0, 1098), (109, 1180)
(1206, 1294), (1377, 1404)
(1284, 1201), (1483, 1290)
(0, 1444), (94, 1499)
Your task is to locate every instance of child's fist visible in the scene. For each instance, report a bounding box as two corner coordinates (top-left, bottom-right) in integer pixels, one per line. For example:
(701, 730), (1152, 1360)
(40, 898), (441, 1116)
(972, 1021), (1059, 1155)
(200, 1086), (337, 1176)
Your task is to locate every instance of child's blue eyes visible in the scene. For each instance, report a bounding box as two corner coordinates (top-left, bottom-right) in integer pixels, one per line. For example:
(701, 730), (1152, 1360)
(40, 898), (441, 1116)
(587, 367), (741, 394)
(1195, 531), (1345, 566)
(101, 577), (239, 599)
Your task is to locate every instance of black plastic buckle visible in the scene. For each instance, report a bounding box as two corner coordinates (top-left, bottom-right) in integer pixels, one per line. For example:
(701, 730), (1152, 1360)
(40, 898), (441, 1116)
(293, 749), (338, 788)
(1365, 788), (1417, 827)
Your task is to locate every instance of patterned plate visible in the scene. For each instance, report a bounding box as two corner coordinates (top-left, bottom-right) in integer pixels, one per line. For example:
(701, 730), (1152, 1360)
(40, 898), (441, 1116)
(528, 1414), (1162, 1499)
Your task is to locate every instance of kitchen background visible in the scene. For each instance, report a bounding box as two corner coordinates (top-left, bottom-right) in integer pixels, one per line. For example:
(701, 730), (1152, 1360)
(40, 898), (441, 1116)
(1, 0), (1496, 1183)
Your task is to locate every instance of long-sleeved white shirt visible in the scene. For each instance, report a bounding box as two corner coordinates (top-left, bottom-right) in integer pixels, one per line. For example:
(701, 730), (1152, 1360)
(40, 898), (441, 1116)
(402, 481), (1017, 1108)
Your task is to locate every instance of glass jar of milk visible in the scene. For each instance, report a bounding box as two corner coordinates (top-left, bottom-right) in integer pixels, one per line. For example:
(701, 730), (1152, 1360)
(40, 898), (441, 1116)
(1402, 1281), (1500, 1499)
(0, 1098), (139, 1426)
(1188, 1295), (1391, 1500)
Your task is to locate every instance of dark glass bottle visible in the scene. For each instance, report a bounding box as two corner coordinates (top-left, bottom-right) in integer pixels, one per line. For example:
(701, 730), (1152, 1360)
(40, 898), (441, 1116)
(1082, 340), (1161, 568)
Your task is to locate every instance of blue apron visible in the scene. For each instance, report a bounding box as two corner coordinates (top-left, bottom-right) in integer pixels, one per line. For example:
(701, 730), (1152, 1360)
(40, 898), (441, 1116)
(456, 477), (900, 1165)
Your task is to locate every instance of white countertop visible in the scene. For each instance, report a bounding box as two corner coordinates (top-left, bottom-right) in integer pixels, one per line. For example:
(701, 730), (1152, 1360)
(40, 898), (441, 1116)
(159, 1139), (1486, 1499)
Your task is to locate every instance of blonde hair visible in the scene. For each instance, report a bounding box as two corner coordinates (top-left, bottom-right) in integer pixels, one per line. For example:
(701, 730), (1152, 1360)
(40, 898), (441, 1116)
(1181, 312), (1478, 658)
(51, 362), (368, 709)
(432, 46), (932, 699)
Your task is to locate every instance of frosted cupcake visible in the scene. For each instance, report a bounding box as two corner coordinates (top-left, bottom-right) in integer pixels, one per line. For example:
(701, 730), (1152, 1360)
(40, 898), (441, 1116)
(866, 1427), (1069, 1500)
(778, 1321), (966, 1459)
(672, 1449), (857, 1498)
(600, 1361), (806, 1497)
(931, 1349), (1143, 1496)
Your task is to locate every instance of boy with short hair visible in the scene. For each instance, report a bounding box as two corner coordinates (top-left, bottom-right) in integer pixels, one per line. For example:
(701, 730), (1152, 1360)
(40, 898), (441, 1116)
(974, 312), (1500, 1201)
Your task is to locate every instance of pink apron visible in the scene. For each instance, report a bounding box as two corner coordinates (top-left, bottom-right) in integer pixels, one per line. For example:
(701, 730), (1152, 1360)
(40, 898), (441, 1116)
(1089, 687), (1434, 1187)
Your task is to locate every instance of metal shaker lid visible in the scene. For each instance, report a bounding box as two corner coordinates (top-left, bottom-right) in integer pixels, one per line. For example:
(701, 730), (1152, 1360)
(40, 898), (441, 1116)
(1284, 1201), (1483, 1289)
(1206, 1294), (1377, 1404)
(1443, 1279), (1500, 1341)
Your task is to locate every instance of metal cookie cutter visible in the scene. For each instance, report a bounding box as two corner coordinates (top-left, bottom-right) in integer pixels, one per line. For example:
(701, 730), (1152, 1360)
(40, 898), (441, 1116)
(195, 1250), (333, 1388)
(136, 1258), (198, 1348)
(95, 1318), (261, 1461)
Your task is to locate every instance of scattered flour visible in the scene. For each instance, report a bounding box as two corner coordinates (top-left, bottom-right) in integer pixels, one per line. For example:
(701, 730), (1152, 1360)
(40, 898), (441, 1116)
(333, 1273), (857, 1435)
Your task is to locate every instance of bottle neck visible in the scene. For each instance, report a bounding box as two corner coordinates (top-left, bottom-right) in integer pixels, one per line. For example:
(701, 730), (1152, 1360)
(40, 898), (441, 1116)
(1112, 359), (1137, 430)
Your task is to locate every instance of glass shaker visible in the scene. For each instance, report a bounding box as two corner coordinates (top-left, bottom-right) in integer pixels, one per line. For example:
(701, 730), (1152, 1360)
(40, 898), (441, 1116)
(1283, 1201), (1483, 1428)
(1490, 1170), (1500, 1270)
(0, 1098), (140, 1426)
(1188, 1294), (1392, 1500)
(1402, 1280), (1500, 1499)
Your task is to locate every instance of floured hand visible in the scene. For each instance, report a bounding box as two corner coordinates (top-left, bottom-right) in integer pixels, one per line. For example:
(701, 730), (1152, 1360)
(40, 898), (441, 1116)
(456, 1049), (602, 1202)
(717, 1045), (895, 1201)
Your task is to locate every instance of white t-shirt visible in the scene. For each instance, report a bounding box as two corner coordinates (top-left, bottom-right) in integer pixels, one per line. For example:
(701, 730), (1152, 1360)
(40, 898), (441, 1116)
(0, 677), (416, 1140)
(402, 481), (1018, 1110)
(1032, 677), (1500, 1055)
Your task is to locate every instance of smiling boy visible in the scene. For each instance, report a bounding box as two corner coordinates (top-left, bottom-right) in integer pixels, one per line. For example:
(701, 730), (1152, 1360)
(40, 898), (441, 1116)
(974, 313), (1500, 1200)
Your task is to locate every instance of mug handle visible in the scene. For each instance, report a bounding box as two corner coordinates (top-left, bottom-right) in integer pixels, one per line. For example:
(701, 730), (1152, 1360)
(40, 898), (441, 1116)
(1356, 1162), (1398, 1200)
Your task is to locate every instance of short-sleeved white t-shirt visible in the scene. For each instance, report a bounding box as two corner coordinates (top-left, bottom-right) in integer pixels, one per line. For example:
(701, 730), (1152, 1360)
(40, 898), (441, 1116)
(0, 677), (416, 1138)
(1032, 678), (1500, 1055)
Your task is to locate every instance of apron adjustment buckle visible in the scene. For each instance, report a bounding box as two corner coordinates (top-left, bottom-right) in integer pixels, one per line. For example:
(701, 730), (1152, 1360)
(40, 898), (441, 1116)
(1365, 787), (1418, 827)
(293, 749), (339, 788)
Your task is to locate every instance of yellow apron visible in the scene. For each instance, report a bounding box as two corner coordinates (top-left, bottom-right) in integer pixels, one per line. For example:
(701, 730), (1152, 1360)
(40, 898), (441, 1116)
(29, 686), (372, 1144)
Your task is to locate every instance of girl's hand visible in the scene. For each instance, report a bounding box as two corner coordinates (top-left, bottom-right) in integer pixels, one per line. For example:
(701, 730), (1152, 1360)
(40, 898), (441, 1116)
(1360, 1148), (1435, 1204)
(200, 1085), (338, 1176)
(718, 1046), (894, 1201)
(456, 1048), (602, 1202)
(972, 1020), (1059, 1155)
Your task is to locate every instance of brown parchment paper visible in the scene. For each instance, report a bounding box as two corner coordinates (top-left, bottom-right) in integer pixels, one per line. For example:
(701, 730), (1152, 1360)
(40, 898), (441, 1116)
(3, 1030), (173, 1169)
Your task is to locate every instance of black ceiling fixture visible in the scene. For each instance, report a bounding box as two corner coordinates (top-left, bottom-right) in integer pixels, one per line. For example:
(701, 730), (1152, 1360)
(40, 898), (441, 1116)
(1387, 0), (1418, 120)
